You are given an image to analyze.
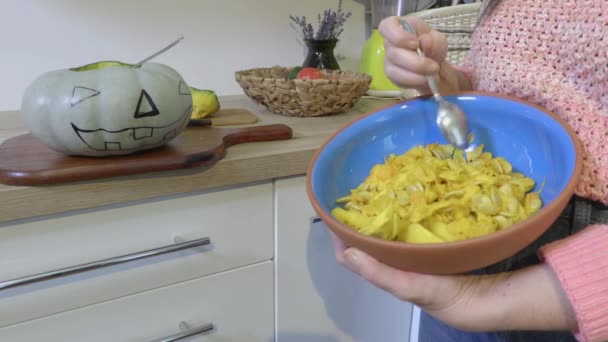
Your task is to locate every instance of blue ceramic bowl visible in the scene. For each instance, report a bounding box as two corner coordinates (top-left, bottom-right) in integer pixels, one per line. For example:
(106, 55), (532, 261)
(307, 92), (582, 274)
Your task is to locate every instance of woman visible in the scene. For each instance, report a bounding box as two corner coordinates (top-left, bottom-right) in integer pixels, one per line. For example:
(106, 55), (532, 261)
(332, 1), (608, 341)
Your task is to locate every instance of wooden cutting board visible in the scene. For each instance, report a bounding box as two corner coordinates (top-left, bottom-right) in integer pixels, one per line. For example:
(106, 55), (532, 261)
(0, 124), (292, 186)
(193, 108), (258, 126)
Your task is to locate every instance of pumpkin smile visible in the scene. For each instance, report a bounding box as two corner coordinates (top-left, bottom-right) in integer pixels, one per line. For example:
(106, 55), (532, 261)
(71, 104), (191, 152)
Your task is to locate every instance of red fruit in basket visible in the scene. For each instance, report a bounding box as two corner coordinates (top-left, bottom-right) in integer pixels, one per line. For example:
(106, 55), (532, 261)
(297, 67), (324, 80)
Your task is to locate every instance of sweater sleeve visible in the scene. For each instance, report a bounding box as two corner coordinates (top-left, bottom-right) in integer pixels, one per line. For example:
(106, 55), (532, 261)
(538, 225), (608, 342)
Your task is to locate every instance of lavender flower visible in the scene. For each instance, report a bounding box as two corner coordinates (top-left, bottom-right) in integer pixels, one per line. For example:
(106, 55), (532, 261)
(290, 0), (352, 41)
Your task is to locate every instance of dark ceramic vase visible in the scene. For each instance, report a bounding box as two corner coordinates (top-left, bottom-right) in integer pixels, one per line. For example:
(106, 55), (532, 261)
(302, 39), (340, 70)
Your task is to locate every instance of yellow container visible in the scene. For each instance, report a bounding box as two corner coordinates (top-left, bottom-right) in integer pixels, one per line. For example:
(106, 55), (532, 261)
(359, 29), (400, 93)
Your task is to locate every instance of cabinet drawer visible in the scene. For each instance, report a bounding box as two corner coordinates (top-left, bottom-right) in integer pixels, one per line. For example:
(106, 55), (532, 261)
(0, 182), (273, 327)
(0, 261), (275, 342)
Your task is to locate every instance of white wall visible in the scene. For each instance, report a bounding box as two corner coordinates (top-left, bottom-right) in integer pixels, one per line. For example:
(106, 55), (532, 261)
(0, 0), (367, 111)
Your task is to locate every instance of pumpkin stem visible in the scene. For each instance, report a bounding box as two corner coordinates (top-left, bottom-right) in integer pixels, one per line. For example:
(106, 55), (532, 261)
(132, 36), (184, 68)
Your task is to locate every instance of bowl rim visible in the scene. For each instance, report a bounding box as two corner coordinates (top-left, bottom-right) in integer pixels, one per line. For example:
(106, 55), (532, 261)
(305, 90), (584, 251)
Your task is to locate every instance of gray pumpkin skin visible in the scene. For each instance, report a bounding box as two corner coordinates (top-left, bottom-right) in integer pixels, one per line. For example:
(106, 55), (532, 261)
(20, 62), (193, 157)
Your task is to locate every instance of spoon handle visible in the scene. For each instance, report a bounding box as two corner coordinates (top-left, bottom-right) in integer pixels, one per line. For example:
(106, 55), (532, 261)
(398, 19), (443, 101)
(425, 76), (442, 102)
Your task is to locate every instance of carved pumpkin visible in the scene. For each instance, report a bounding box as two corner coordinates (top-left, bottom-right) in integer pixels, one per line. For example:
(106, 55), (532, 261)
(20, 61), (193, 157)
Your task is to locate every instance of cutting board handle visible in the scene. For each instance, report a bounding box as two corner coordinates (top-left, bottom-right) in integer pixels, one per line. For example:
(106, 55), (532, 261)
(222, 124), (293, 147)
(0, 123), (294, 186)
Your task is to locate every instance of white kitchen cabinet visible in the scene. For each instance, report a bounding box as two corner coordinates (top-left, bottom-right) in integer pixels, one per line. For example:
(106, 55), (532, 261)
(0, 175), (416, 342)
(0, 182), (273, 328)
(0, 261), (275, 342)
(274, 175), (414, 342)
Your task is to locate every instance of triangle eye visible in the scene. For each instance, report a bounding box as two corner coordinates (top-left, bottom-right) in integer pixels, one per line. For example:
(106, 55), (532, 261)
(71, 86), (100, 107)
(134, 89), (160, 118)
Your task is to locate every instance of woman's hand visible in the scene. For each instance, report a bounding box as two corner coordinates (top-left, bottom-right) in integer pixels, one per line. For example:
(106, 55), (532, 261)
(378, 16), (472, 94)
(331, 233), (577, 333)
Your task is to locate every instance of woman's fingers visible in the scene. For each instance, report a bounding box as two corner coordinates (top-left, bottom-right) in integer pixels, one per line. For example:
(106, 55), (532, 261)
(340, 248), (465, 311)
(419, 30), (448, 62)
(385, 44), (440, 75)
(330, 232), (347, 263)
(378, 16), (419, 50)
(341, 247), (426, 303)
(378, 16), (436, 48)
(330, 236), (482, 326)
(378, 15), (448, 91)
(384, 63), (429, 89)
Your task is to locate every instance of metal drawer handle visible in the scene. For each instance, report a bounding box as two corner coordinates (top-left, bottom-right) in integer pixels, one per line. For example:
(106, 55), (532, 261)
(151, 322), (215, 342)
(0, 237), (211, 290)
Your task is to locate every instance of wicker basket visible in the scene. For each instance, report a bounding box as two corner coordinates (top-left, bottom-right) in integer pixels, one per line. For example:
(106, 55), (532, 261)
(234, 66), (372, 117)
(410, 2), (482, 65)
(400, 3), (482, 98)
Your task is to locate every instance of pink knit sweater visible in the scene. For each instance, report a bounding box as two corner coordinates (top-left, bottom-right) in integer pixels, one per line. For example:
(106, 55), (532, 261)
(458, 1), (608, 341)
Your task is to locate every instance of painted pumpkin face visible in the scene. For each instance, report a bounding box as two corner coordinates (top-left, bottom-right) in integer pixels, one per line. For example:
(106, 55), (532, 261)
(20, 61), (193, 157)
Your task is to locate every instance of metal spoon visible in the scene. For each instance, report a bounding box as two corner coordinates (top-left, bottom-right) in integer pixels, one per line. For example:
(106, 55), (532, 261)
(399, 19), (470, 150)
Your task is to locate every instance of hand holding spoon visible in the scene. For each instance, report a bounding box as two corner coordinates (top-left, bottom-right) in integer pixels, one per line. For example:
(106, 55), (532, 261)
(399, 19), (470, 150)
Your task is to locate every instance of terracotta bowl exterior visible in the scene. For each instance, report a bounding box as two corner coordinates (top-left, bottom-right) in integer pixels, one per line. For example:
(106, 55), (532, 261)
(306, 92), (583, 274)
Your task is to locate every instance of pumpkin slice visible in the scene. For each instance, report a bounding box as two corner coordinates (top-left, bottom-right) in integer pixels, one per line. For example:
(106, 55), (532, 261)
(190, 87), (220, 119)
